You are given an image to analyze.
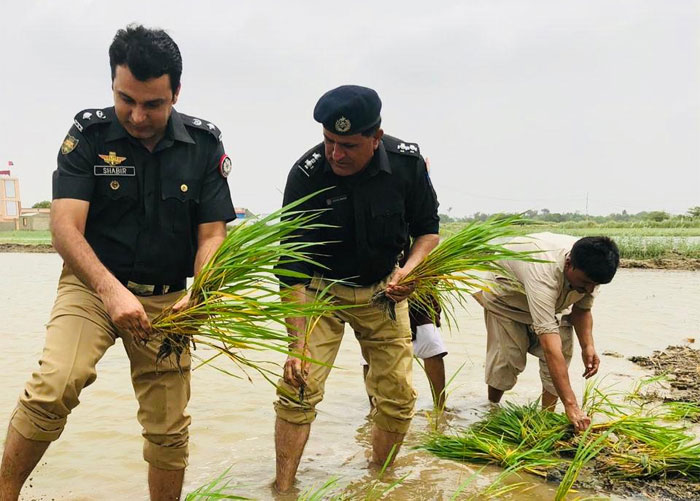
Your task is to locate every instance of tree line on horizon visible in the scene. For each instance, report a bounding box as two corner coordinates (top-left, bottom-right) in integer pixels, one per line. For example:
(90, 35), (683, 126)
(439, 206), (700, 224)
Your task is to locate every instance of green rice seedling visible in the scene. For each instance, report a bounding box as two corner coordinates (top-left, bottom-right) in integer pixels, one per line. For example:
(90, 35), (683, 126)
(423, 379), (700, 496)
(296, 476), (347, 501)
(554, 427), (615, 500)
(659, 401), (700, 422)
(151, 190), (350, 382)
(417, 359), (466, 431)
(185, 467), (251, 500)
(372, 215), (545, 324)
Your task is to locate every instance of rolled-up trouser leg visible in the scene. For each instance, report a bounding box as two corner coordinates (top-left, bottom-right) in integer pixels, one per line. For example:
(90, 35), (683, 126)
(10, 268), (116, 441)
(123, 291), (191, 470)
(274, 298), (346, 425)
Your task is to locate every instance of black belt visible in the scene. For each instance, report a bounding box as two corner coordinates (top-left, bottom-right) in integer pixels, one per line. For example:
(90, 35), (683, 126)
(120, 279), (186, 297)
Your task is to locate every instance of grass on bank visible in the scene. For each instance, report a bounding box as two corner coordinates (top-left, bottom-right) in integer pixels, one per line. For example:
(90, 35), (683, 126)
(420, 379), (700, 499)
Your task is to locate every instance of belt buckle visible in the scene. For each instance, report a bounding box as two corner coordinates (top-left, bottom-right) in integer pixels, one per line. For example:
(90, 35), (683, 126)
(126, 281), (155, 297)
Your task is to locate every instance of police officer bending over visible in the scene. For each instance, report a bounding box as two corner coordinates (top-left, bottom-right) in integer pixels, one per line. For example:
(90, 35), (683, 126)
(0, 25), (235, 501)
(274, 85), (440, 493)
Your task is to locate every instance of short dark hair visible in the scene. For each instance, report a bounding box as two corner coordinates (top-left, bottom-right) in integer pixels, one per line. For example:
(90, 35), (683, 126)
(109, 24), (182, 94)
(570, 236), (620, 284)
(361, 119), (382, 137)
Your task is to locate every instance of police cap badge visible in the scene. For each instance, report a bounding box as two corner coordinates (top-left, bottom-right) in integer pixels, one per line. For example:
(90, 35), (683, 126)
(313, 85), (382, 136)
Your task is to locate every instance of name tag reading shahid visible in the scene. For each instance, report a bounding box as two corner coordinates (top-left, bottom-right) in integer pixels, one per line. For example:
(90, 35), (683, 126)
(93, 165), (136, 176)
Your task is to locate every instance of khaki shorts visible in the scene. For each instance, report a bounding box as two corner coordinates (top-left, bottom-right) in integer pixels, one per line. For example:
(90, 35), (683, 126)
(274, 275), (417, 434)
(484, 309), (573, 396)
(10, 267), (191, 470)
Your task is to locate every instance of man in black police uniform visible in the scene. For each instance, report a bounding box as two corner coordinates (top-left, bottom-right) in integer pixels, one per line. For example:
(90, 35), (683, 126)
(274, 85), (440, 492)
(0, 25), (235, 501)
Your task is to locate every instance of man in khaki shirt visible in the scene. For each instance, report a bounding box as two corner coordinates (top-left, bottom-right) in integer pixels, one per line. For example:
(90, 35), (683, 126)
(474, 233), (619, 432)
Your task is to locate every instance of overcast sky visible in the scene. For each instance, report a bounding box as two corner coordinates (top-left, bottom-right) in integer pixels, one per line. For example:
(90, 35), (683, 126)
(1, 0), (698, 216)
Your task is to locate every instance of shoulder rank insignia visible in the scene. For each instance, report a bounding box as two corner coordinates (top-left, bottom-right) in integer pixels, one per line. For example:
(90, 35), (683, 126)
(181, 113), (223, 142)
(73, 107), (111, 133)
(297, 152), (322, 177)
(61, 134), (79, 155)
(397, 142), (419, 154)
(382, 135), (421, 157)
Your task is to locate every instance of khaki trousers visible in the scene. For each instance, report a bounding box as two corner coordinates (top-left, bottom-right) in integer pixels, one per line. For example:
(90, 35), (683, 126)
(274, 275), (416, 434)
(484, 309), (574, 396)
(10, 267), (191, 470)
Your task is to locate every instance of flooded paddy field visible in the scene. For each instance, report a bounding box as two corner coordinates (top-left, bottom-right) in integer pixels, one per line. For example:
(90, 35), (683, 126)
(0, 253), (698, 500)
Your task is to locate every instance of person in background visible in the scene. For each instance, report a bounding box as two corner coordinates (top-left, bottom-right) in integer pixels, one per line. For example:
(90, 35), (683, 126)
(473, 233), (619, 432)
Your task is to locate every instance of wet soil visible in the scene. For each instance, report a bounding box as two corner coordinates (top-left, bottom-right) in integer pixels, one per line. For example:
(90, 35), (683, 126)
(547, 463), (700, 501)
(543, 346), (700, 500)
(629, 345), (700, 403)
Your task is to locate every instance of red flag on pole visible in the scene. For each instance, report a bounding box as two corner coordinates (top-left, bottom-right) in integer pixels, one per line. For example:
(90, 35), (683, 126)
(7, 161), (13, 166)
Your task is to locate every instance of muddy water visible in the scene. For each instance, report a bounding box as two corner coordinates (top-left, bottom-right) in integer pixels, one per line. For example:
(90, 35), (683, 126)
(0, 253), (698, 500)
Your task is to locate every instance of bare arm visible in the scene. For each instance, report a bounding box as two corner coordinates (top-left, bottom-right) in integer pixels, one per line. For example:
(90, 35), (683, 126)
(171, 221), (228, 312)
(539, 332), (591, 432)
(50, 198), (151, 339)
(569, 306), (599, 378)
(386, 233), (440, 302)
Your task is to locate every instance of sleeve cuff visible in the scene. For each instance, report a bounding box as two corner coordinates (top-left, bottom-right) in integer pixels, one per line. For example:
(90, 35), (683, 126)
(52, 171), (94, 201)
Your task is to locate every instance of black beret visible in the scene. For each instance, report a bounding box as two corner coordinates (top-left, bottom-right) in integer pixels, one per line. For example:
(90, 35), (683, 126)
(313, 85), (382, 135)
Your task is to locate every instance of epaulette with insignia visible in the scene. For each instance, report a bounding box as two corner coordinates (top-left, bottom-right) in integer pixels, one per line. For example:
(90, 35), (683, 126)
(71, 107), (112, 133)
(180, 113), (223, 142)
(295, 144), (324, 178)
(383, 135), (420, 157)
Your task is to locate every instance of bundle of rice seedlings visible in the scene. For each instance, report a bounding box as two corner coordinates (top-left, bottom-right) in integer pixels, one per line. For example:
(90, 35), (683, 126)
(371, 215), (543, 323)
(421, 401), (570, 477)
(421, 380), (700, 499)
(150, 191), (344, 383)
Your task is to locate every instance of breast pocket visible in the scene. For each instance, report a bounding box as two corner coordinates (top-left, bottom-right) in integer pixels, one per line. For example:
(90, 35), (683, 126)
(369, 199), (407, 248)
(161, 179), (201, 233)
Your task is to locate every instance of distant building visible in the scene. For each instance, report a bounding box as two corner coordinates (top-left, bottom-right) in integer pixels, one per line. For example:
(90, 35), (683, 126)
(19, 208), (51, 231)
(235, 207), (247, 219)
(0, 173), (21, 231)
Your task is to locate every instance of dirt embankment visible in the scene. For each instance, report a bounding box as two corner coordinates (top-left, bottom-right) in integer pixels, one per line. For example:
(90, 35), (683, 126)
(2, 243), (700, 271)
(0, 243), (55, 253)
(620, 257), (700, 271)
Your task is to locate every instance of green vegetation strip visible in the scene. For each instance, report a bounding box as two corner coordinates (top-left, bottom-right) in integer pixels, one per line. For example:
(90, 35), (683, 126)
(0, 230), (52, 244)
(420, 380), (700, 499)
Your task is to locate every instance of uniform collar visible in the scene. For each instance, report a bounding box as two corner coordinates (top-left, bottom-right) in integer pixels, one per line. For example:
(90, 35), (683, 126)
(104, 107), (195, 145)
(369, 140), (392, 176)
(169, 109), (196, 144)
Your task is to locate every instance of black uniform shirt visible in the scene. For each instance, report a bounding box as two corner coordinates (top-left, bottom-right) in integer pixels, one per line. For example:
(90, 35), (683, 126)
(53, 107), (236, 284)
(279, 135), (439, 286)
